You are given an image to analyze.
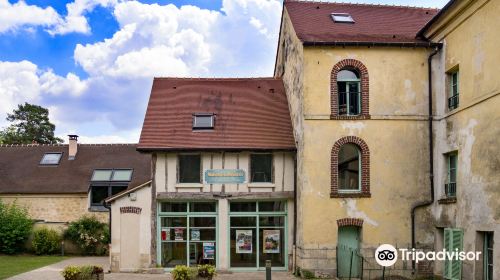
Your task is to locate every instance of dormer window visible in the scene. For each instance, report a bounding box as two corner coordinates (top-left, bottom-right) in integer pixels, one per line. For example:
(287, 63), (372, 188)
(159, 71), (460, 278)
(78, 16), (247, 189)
(40, 153), (62, 165)
(331, 13), (355, 23)
(193, 113), (215, 130)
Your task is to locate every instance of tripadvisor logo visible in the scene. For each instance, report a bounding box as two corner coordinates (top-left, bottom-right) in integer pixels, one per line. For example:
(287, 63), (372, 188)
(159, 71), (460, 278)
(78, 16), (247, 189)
(375, 244), (482, 267)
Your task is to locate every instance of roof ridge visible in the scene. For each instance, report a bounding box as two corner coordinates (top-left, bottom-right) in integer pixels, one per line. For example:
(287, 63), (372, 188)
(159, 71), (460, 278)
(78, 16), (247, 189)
(285, 0), (440, 10)
(0, 143), (138, 147)
(153, 77), (281, 81)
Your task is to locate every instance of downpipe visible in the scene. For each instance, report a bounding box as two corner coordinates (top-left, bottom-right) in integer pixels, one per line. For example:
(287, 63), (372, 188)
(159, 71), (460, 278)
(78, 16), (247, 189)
(410, 46), (440, 272)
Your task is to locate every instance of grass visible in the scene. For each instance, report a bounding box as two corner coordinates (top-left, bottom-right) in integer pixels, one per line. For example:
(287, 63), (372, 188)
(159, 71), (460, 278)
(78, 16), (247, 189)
(0, 255), (67, 279)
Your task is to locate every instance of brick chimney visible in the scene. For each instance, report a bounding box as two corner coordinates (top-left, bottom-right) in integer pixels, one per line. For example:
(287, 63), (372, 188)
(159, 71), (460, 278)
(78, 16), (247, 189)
(68, 135), (78, 160)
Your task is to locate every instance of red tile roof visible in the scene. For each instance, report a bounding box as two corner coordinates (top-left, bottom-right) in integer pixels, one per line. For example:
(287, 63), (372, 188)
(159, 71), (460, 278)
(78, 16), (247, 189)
(138, 78), (296, 151)
(284, 1), (439, 45)
(0, 144), (151, 194)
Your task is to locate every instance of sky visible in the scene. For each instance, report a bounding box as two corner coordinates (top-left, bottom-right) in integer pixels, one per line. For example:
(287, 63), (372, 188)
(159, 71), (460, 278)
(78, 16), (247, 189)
(0, 0), (448, 144)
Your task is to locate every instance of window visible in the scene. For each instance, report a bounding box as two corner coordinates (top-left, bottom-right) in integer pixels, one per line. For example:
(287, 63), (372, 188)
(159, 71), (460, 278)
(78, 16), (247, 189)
(250, 154), (273, 183)
(178, 154), (201, 183)
(338, 144), (360, 191)
(337, 69), (361, 115)
(40, 153), (62, 165)
(331, 13), (355, 23)
(89, 169), (133, 208)
(445, 153), (457, 198)
(448, 71), (459, 110)
(193, 114), (214, 130)
(484, 232), (493, 280)
(444, 228), (463, 280)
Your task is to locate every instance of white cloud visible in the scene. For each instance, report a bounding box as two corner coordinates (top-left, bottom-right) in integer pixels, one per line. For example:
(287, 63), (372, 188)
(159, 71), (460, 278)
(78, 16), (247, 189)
(0, 60), (86, 127)
(0, 0), (61, 33)
(48, 0), (117, 35)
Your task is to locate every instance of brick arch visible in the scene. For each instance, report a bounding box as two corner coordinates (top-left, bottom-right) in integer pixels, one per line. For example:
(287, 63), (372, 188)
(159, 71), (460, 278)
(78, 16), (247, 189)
(330, 59), (370, 119)
(337, 218), (364, 227)
(330, 136), (370, 198)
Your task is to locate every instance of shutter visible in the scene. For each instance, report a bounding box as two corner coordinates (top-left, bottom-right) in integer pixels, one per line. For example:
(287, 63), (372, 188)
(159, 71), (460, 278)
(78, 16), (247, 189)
(444, 228), (452, 279)
(450, 229), (463, 280)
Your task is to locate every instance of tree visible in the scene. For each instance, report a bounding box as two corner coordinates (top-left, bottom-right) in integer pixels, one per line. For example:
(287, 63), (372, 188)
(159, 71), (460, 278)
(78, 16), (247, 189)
(1, 103), (63, 144)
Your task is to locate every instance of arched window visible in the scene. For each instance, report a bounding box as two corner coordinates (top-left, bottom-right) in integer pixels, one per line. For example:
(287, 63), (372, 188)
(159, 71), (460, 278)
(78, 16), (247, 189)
(331, 136), (370, 198)
(338, 143), (360, 191)
(330, 59), (369, 119)
(337, 69), (361, 116)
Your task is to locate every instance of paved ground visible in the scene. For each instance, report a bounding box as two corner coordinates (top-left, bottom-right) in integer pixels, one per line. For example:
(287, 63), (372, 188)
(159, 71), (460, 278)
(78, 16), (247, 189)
(7, 257), (297, 280)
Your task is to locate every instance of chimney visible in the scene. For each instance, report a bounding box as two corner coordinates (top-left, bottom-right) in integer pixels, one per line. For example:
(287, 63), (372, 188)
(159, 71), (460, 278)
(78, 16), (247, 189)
(68, 135), (78, 160)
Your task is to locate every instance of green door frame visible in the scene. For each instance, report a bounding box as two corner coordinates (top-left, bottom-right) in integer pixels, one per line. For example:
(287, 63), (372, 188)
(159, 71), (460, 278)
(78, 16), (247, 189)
(157, 201), (219, 271)
(228, 201), (288, 271)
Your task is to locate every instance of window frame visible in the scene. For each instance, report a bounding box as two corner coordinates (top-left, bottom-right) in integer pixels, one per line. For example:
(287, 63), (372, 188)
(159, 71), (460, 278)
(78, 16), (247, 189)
(445, 152), (457, 198)
(89, 168), (133, 210)
(249, 153), (274, 183)
(192, 113), (215, 130)
(337, 143), (361, 193)
(177, 154), (202, 184)
(39, 152), (63, 166)
(484, 232), (494, 280)
(448, 69), (459, 110)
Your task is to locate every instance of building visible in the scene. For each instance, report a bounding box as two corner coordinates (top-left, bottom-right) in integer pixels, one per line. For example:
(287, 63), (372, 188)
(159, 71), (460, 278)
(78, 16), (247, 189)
(107, 78), (296, 272)
(419, 0), (500, 279)
(274, 1), (441, 278)
(0, 136), (151, 230)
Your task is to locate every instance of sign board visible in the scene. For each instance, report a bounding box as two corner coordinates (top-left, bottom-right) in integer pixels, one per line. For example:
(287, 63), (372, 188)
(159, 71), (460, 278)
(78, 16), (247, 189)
(205, 169), (245, 184)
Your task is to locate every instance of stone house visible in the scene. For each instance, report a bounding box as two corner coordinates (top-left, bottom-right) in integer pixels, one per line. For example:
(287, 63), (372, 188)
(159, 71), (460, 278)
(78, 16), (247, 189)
(107, 78), (296, 272)
(0, 136), (151, 234)
(419, 0), (500, 279)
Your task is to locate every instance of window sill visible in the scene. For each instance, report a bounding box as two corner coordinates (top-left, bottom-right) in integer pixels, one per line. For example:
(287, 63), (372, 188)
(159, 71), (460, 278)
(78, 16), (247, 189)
(330, 114), (370, 120)
(88, 206), (109, 212)
(330, 192), (371, 198)
(175, 183), (204, 188)
(438, 197), (457, 204)
(248, 183), (275, 188)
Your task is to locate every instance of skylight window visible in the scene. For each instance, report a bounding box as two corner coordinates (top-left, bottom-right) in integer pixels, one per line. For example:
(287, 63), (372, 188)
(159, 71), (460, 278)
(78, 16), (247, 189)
(40, 153), (62, 165)
(91, 169), (133, 182)
(331, 13), (355, 23)
(193, 113), (215, 130)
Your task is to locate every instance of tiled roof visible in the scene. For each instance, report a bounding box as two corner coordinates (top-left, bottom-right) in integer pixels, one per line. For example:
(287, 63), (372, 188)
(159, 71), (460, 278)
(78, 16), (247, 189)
(284, 1), (439, 45)
(138, 78), (296, 151)
(0, 144), (151, 194)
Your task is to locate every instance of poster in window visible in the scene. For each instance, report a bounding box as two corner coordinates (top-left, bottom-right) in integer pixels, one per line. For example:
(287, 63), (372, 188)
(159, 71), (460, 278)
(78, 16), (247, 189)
(161, 229), (170, 241)
(191, 229), (200, 241)
(263, 230), (280, 254)
(203, 242), (215, 260)
(175, 228), (184, 241)
(236, 230), (252, 254)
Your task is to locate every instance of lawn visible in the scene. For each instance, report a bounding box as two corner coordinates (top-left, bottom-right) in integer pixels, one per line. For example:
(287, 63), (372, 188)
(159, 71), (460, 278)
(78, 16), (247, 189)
(0, 255), (67, 279)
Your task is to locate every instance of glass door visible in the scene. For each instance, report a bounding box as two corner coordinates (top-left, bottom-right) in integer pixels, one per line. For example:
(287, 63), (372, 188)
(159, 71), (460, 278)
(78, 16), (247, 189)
(158, 202), (217, 269)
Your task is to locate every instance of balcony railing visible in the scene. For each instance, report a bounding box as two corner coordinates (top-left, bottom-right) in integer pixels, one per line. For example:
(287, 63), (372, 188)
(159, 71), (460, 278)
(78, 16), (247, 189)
(445, 182), (456, 198)
(448, 94), (459, 110)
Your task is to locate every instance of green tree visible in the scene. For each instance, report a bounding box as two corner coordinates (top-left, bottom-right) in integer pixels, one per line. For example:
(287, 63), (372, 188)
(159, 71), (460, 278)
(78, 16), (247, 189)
(1, 103), (63, 144)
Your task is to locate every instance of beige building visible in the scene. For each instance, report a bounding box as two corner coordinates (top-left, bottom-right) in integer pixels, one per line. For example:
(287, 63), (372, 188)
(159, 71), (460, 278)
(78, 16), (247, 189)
(108, 78), (297, 272)
(420, 0), (500, 279)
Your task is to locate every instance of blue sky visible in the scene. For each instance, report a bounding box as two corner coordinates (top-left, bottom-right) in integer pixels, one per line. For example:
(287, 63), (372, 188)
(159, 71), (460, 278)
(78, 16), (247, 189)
(0, 0), (448, 143)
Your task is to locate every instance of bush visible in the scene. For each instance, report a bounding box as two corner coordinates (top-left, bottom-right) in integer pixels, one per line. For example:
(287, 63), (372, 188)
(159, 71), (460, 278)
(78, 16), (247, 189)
(61, 265), (104, 280)
(171, 265), (197, 280)
(197, 264), (216, 279)
(0, 200), (33, 254)
(32, 227), (61, 255)
(64, 216), (109, 255)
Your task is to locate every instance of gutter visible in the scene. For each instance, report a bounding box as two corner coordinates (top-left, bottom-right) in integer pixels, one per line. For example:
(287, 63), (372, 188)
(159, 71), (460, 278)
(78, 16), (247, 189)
(410, 45), (441, 272)
(302, 41), (441, 48)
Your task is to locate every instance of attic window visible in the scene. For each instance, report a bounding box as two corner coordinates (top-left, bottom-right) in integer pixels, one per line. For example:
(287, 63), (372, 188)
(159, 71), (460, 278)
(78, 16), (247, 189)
(40, 153), (62, 165)
(193, 113), (214, 130)
(331, 13), (355, 23)
(91, 169), (133, 182)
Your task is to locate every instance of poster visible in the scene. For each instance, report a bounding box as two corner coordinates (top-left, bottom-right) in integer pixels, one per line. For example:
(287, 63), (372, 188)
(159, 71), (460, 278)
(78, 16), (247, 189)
(191, 229), (200, 241)
(203, 242), (215, 260)
(175, 228), (184, 241)
(161, 229), (170, 241)
(236, 230), (252, 254)
(263, 230), (280, 253)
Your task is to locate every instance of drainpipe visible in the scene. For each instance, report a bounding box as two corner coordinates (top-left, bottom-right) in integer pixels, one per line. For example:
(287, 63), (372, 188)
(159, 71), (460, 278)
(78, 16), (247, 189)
(293, 153), (298, 274)
(410, 46), (440, 272)
(103, 202), (112, 245)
